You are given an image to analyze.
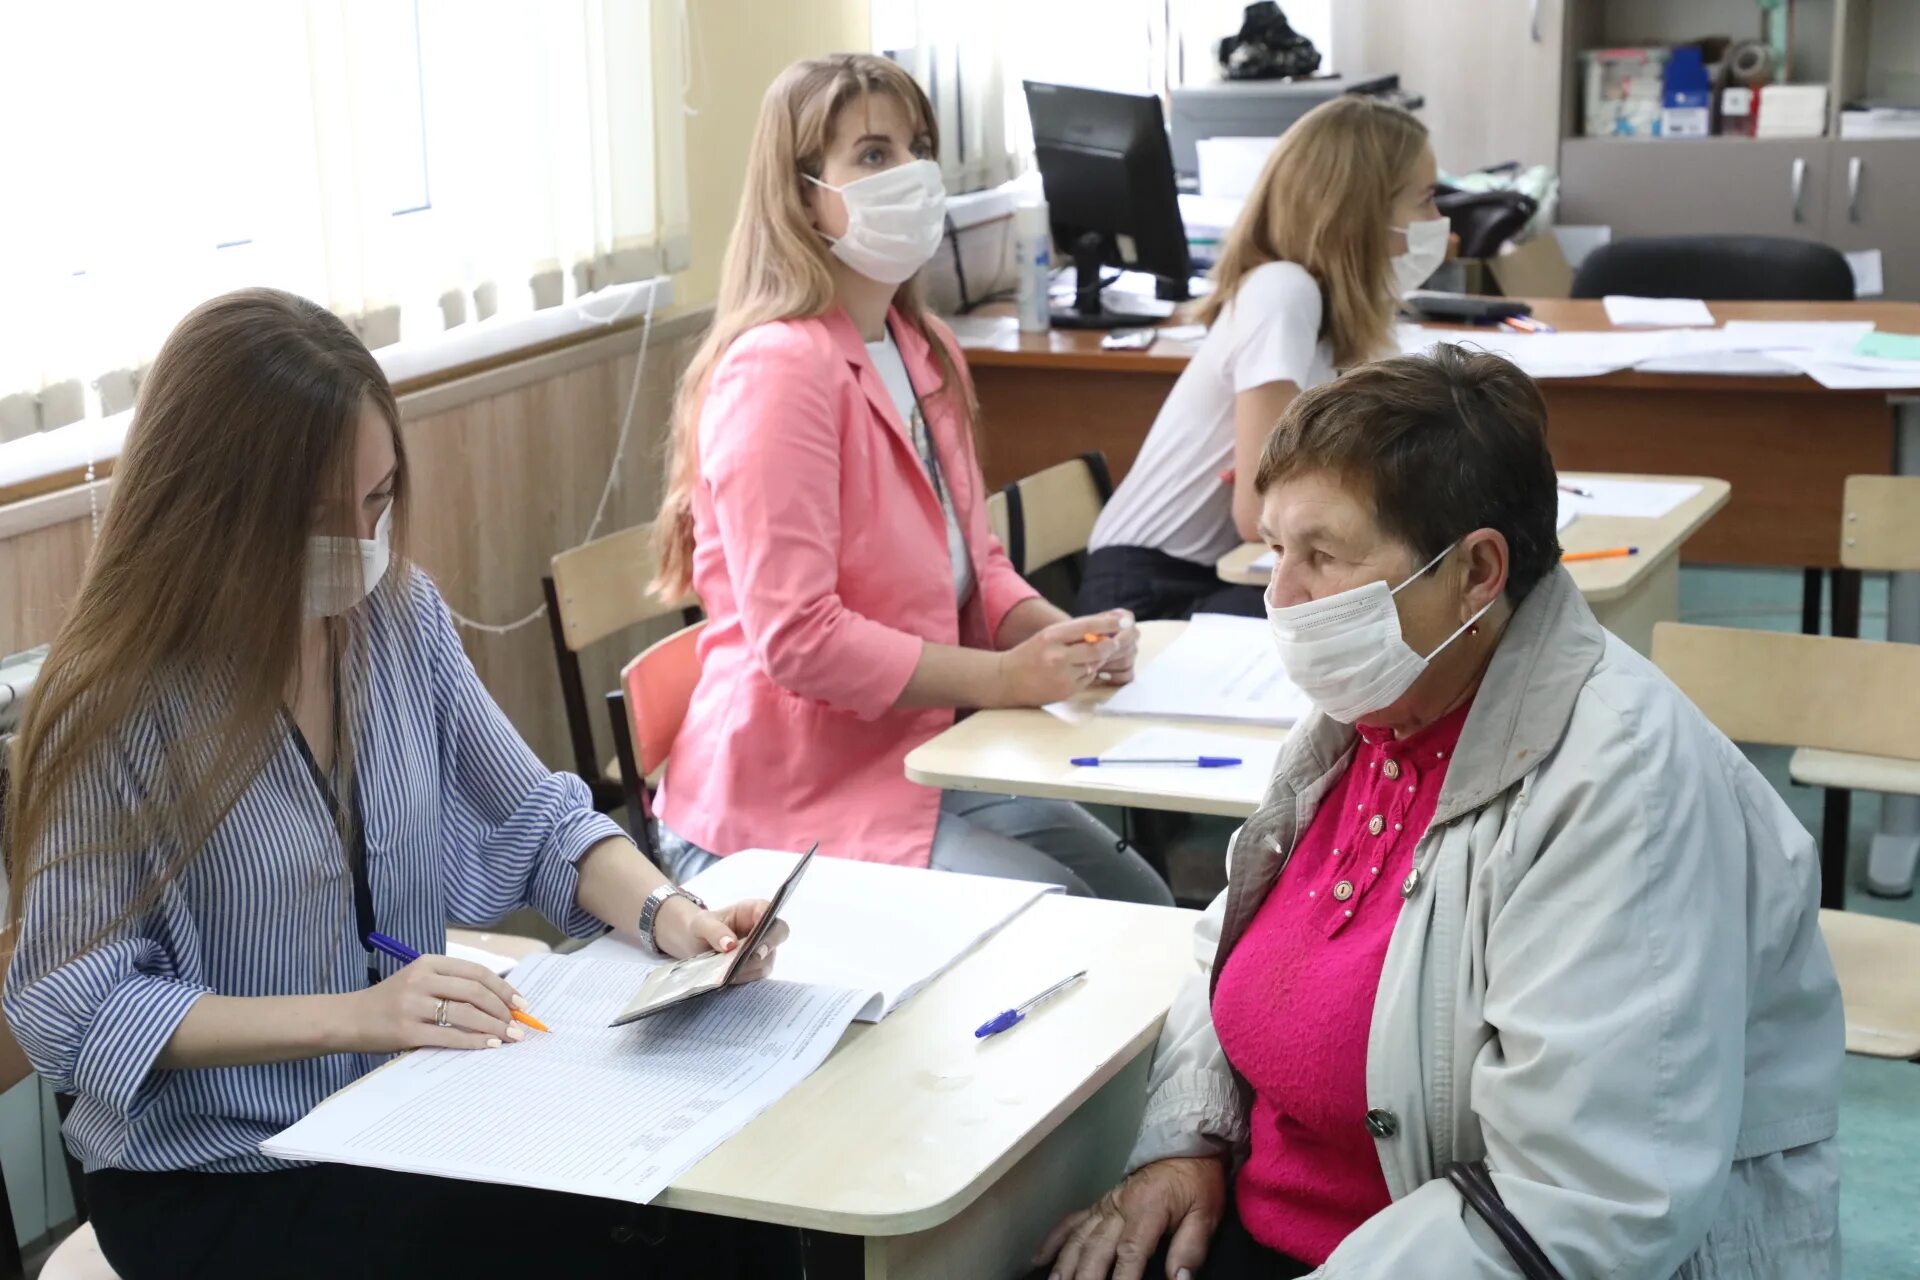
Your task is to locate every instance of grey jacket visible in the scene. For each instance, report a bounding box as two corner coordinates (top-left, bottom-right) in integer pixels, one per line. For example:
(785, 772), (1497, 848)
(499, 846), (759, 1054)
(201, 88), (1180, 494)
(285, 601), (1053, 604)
(1127, 567), (1843, 1278)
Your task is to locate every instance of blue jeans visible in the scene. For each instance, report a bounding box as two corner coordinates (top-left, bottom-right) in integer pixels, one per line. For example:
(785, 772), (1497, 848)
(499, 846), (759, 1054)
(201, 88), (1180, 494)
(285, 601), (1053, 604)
(656, 791), (1172, 905)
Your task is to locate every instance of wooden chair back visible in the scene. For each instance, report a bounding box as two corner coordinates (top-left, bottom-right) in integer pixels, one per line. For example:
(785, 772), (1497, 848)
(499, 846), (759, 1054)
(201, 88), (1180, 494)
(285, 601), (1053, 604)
(543, 522), (698, 808)
(1654, 624), (1920, 1057)
(1000, 451), (1114, 579)
(1650, 623), (1920, 760)
(1840, 475), (1920, 573)
(986, 489), (1010, 554)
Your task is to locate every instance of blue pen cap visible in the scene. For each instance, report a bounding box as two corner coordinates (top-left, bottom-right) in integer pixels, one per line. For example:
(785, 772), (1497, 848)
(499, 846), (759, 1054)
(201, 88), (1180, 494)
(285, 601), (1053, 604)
(975, 1009), (1024, 1038)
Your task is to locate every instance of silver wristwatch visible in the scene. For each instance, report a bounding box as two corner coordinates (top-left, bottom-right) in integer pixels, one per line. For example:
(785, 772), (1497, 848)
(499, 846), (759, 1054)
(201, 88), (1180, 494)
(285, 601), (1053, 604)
(639, 883), (707, 954)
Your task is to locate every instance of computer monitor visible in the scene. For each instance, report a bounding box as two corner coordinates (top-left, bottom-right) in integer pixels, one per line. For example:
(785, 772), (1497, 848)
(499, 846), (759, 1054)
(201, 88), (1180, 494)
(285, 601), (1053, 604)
(1024, 81), (1193, 330)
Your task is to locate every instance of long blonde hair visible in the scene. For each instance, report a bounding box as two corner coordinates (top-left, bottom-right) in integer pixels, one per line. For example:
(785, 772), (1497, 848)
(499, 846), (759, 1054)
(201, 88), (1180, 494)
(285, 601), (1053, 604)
(6, 289), (408, 955)
(652, 53), (971, 600)
(1197, 97), (1428, 369)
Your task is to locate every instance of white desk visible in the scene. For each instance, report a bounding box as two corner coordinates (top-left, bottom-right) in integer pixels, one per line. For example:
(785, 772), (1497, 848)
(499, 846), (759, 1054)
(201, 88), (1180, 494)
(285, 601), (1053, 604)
(904, 622), (1286, 819)
(1215, 473), (1731, 656)
(659, 894), (1201, 1278)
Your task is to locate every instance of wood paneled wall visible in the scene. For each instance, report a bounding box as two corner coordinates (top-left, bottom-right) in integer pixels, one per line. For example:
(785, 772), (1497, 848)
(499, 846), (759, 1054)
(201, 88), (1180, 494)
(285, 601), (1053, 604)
(0, 313), (709, 772)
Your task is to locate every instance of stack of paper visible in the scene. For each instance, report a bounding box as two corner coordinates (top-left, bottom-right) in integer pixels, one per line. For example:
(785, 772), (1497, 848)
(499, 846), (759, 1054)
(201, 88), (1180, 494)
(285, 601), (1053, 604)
(1604, 296), (1715, 327)
(1099, 613), (1311, 726)
(1774, 349), (1920, 390)
(1756, 84), (1828, 138)
(263, 955), (869, 1204)
(1071, 726), (1280, 805)
(588, 850), (1058, 1022)
(1400, 322), (1898, 383)
(1840, 107), (1920, 139)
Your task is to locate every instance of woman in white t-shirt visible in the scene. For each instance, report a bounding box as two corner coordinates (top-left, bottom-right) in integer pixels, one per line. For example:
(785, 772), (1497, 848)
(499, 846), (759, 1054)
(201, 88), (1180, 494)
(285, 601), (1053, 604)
(1080, 98), (1444, 621)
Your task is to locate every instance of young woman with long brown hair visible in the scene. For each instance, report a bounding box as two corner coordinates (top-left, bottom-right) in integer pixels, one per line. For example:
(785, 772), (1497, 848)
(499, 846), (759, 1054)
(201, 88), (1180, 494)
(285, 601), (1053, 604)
(647, 54), (1168, 904)
(3, 289), (792, 1278)
(1078, 97), (1444, 622)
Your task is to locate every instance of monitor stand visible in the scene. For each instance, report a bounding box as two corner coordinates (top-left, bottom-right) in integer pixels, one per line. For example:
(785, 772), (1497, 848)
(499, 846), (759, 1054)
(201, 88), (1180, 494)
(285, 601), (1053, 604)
(1049, 232), (1145, 331)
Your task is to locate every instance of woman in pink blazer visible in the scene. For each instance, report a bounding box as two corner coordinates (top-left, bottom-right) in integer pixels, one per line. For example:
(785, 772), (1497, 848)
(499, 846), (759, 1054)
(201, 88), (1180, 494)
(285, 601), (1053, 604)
(647, 54), (1168, 904)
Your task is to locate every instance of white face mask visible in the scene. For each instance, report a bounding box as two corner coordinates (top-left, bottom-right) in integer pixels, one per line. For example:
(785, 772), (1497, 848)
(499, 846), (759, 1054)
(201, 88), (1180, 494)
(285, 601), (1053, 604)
(1264, 542), (1495, 724)
(1391, 215), (1450, 294)
(806, 158), (949, 285)
(304, 503), (392, 618)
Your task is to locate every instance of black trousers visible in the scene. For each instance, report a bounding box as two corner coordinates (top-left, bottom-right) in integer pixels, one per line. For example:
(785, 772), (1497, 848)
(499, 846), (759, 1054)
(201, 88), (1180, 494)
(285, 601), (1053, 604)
(88, 1165), (803, 1280)
(1077, 545), (1266, 623)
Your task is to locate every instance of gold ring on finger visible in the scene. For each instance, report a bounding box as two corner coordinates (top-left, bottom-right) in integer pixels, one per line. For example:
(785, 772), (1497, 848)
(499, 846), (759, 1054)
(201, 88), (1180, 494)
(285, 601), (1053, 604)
(434, 998), (451, 1028)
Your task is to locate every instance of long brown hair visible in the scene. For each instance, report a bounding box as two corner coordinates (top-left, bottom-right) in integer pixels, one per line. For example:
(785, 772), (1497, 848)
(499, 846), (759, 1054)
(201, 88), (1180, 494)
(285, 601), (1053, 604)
(652, 53), (972, 600)
(6, 288), (408, 955)
(1196, 96), (1429, 369)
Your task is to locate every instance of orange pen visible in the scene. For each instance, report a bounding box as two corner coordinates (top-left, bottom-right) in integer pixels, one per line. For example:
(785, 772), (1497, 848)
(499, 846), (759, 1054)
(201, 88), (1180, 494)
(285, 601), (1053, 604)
(1082, 612), (1136, 645)
(1562, 545), (1639, 563)
(511, 1009), (550, 1033)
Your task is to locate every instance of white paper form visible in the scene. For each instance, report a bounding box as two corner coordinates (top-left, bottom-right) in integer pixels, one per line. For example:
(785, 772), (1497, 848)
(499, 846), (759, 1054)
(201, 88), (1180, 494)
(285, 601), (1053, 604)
(1098, 613), (1311, 725)
(1556, 477), (1702, 522)
(263, 954), (867, 1204)
(1069, 726), (1280, 806)
(1603, 296), (1716, 327)
(585, 851), (1057, 1021)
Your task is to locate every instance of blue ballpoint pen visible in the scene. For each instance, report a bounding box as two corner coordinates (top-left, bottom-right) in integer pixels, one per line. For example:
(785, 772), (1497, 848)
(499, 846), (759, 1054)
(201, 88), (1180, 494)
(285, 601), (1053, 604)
(975, 970), (1089, 1039)
(1069, 755), (1241, 768)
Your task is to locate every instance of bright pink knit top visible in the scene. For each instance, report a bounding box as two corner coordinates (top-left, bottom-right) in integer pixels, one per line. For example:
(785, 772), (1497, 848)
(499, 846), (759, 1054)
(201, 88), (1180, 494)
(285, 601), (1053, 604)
(1211, 699), (1470, 1264)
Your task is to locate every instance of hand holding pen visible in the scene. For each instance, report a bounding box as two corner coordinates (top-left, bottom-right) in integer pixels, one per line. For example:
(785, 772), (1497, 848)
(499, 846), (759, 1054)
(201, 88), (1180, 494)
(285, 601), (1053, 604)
(338, 932), (543, 1054)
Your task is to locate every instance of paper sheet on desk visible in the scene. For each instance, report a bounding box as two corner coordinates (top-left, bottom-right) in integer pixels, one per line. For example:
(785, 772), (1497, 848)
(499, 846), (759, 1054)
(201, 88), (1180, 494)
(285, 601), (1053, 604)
(1399, 325), (1838, 380)
(1098, 613), (1311, 725)
(262, 954), (868, 1205)
(1558, 478), (1701, 522)
(1072, 727), (1279, 805)
(446, 941), (518, 976)
(586, 850), (1057, 1022)
(1771, 349), (1920, 390)
(1604, 296), (1715, 327)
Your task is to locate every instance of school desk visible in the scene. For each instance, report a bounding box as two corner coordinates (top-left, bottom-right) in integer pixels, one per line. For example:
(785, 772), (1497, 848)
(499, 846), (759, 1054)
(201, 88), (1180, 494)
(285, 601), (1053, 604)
(1215, 472), (1731, 656)
(905, 621), (1281, 818)
(953, 298), (1920, 573)
(956, 298), (1920, 887)
(658, 893), (1201, 1279)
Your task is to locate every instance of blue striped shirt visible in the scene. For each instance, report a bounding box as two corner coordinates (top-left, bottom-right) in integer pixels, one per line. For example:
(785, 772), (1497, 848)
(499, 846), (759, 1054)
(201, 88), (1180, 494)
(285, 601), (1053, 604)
(3, 571), (625, 1173)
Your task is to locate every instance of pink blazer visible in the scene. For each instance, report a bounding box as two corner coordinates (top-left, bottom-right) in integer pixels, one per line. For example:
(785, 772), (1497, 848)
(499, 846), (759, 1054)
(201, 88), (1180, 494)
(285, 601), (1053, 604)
(656, 306), (1038, 867)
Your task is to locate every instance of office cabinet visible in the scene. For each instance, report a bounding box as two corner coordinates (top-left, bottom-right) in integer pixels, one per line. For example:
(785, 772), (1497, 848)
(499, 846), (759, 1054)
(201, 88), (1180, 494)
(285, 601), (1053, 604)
(1824, 141), (1920, 302)
(1559, 138), (1832, 240)
(1333, 0), (1566, 173)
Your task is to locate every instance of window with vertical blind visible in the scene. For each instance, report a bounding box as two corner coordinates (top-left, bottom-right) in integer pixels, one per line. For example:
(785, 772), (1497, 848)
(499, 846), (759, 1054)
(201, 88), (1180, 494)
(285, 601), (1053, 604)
(871, 0), (1334, 193)
(0, 0), (690, 442)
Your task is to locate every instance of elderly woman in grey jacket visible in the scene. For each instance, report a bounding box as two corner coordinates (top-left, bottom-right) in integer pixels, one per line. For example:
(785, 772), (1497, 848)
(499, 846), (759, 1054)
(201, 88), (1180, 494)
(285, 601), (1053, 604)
(1036, 346), (1843, 1280)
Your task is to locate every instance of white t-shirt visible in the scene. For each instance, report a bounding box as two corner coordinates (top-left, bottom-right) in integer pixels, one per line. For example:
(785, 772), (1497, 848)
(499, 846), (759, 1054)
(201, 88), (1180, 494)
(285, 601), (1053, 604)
(1090, 261), (1336, 566)
(867, 331), (975, 606)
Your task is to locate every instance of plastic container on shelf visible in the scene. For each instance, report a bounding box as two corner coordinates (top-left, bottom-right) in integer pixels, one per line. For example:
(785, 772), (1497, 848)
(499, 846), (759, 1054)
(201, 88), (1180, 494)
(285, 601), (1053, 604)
(1661, 45), (1713, 137)
(1582, 46), (1670, 137)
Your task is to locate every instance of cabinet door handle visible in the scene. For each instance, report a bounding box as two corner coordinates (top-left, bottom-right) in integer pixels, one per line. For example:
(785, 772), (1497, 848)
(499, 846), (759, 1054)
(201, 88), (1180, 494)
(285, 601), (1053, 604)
(1791, 157), (1806, 223)
(1529, 0), (1542, 42)
(1848, 155), (1863, 222)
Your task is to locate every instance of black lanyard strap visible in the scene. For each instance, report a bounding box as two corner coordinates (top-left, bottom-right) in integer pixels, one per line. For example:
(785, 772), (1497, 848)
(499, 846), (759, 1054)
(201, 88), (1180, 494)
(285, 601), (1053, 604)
(287, 641), (378, 987)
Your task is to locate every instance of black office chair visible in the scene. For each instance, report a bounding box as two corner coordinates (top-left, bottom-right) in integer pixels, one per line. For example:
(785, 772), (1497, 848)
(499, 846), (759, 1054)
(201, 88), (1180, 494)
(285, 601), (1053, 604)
(1573, 233), (1860, 645)
(1570, 234), (1855, 303)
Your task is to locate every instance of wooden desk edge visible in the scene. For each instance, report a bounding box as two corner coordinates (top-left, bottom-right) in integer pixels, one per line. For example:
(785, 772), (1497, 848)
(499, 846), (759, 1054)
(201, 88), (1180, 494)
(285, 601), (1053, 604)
(654, 1015), (1172, 1235)
(906, 752), (1263, 819)
(1214, 476), (1731, 603)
